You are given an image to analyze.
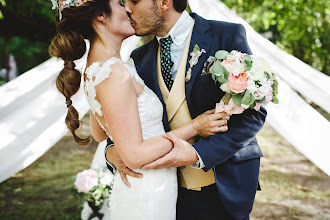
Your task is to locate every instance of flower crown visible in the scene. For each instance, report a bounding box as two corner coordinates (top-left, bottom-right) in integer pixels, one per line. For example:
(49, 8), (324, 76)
(51, 0), (94, 20)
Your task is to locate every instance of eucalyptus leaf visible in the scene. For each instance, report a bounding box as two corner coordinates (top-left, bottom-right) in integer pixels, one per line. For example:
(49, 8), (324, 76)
(272, 95), (279, 104)
(244, 60), (252, 70)
(218, 75), (226, 83)
(273, 79), (278, 95)
(215, 50), (229, 60)
(256, 96), (266, 103)
(222, 66), (229, 80)
(242, 91), (255, 106)
(209, 65), (215, 74)
(212, 61), (223, 76)
(265, 71), (271, 79)
(232, 94), (243, 106)
(211, 73), (217, 82)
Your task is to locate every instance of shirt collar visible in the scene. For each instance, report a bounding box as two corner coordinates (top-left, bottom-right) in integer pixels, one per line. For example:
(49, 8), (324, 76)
(156, 11), (194, 46)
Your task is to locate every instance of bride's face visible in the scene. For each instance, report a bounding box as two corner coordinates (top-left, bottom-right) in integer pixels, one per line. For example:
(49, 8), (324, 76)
(107, 0), (135, 38)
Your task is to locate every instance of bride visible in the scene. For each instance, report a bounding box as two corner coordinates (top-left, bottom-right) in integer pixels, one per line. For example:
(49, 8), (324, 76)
(49, 0), (228, 219)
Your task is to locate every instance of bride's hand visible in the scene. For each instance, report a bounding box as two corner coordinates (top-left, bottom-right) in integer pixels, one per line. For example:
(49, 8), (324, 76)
(106, 146), (143, 188)
(192, 109), (230, 137)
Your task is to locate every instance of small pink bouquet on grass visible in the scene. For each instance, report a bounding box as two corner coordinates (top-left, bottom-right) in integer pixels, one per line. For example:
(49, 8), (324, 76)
(203, 50), (279, 115)
(72, 166), (113, 208)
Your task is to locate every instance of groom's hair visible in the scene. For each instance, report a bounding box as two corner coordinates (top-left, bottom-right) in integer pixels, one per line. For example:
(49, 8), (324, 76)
(173, 0), (188, 12)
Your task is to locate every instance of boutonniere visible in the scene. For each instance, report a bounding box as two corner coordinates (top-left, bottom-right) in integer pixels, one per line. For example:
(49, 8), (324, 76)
(185, 44), (206, 82)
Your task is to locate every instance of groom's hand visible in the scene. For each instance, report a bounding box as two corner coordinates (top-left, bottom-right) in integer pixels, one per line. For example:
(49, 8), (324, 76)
(142, 133), (198, 169)
(106, 146), (143, 187)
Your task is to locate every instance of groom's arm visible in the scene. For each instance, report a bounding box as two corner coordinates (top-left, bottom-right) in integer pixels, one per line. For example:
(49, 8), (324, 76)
(193, 24), (266, 171)
(194, 107), (266, 171)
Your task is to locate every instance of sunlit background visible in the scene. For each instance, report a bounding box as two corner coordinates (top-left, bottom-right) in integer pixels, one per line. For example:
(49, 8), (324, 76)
(0, 0), (329, 219)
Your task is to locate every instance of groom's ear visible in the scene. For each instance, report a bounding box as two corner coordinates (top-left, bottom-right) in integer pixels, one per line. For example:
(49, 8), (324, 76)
(160, 0), (172, 11)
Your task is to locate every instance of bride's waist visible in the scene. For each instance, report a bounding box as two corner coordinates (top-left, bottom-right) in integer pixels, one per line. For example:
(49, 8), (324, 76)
(113, 168), (177, 191)
(115, 168), (176, 182)
(141, 124), (165, 139)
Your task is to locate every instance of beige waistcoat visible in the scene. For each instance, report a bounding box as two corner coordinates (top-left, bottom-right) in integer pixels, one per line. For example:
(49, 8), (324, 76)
(156, 28), (215, 191)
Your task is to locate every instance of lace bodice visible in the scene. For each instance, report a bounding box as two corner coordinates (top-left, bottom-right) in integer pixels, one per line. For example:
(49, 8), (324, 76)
(84, 57), (165, 140)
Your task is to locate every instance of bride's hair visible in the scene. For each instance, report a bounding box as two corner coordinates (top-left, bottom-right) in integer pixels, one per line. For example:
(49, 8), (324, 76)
(49, 0), (111, 146)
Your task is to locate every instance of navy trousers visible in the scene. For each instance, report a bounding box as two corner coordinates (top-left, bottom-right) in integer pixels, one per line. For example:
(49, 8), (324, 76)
(176, 184), (249, 220)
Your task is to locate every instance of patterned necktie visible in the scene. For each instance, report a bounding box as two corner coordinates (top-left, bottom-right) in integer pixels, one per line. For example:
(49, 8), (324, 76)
(159, 36), (174, 91)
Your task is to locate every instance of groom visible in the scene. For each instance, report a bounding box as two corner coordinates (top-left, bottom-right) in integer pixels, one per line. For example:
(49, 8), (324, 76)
(105, 0), (267, 219)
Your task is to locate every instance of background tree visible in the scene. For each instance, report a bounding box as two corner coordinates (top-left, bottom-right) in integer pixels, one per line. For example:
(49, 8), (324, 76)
(221, 0), (329, 75)
(0, 0), (55, 81)
(0, 0), (328, 84)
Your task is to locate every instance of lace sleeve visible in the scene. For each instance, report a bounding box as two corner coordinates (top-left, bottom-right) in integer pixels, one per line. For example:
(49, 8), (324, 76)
(84, 58), (123, 117)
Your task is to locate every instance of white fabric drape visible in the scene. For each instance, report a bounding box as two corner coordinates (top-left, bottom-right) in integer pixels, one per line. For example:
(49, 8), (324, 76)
(188, 0), (330, 176)
(0, 36), (140, 183)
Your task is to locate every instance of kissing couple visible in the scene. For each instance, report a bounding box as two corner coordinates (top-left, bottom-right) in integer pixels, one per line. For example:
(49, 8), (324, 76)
(49, 0), (267, 219)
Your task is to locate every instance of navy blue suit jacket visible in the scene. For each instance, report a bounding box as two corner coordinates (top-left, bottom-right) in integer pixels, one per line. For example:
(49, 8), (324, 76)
(129, 13), (267, 219)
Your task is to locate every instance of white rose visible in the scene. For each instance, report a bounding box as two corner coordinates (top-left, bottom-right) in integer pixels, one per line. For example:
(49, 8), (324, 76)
(246, 79), (258, 93)
(100, 172), (114, 186)
(259, 84), (271, 97)
(226, 50), (242, 61)
(232, 61), (246, 76)
(248, 57), (267, 81)
(258, 57), (272, 74)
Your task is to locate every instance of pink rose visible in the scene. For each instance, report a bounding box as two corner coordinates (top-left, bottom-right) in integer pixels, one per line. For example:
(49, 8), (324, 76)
(74, 169), (99, 193)
(228, 72), (248, 93)
(221, 60), (236, 73)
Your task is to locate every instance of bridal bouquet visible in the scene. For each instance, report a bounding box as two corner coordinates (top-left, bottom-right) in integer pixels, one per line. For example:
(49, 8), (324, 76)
(202, 50), (279, 114)
(72, 166), (113, 208)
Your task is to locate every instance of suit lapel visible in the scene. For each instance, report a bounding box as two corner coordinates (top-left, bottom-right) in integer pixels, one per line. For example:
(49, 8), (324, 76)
(185, 13), (213, 111)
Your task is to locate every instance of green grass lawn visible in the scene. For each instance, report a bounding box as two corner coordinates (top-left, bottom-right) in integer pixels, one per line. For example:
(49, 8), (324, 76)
(0, 119), (329, 219)
(0, 116), (99, 220)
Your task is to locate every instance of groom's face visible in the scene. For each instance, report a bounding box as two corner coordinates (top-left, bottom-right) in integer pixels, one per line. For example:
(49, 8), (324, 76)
(124, 0), (165, 36)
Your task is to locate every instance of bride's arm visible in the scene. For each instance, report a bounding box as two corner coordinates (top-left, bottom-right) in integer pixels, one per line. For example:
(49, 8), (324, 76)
(98, 63), (228, 169)
(97, 63), (174, 169)
(90, 111), (108, 142)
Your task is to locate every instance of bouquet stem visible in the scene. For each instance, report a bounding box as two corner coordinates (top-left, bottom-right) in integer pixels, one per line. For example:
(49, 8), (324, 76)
(222, 93), (232, 105)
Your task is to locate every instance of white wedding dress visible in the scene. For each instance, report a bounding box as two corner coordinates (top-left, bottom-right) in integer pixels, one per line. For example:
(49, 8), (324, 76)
(84, 57), (177, 220)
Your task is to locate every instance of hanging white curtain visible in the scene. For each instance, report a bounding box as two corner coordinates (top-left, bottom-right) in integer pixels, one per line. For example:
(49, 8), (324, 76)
(0, 36), (140, 183)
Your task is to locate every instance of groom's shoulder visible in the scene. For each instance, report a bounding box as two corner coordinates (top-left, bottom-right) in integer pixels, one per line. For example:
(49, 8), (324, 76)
(208, 19), (242, 33)
(131, 39), (155, 61)
(193, 13), (243, 33)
